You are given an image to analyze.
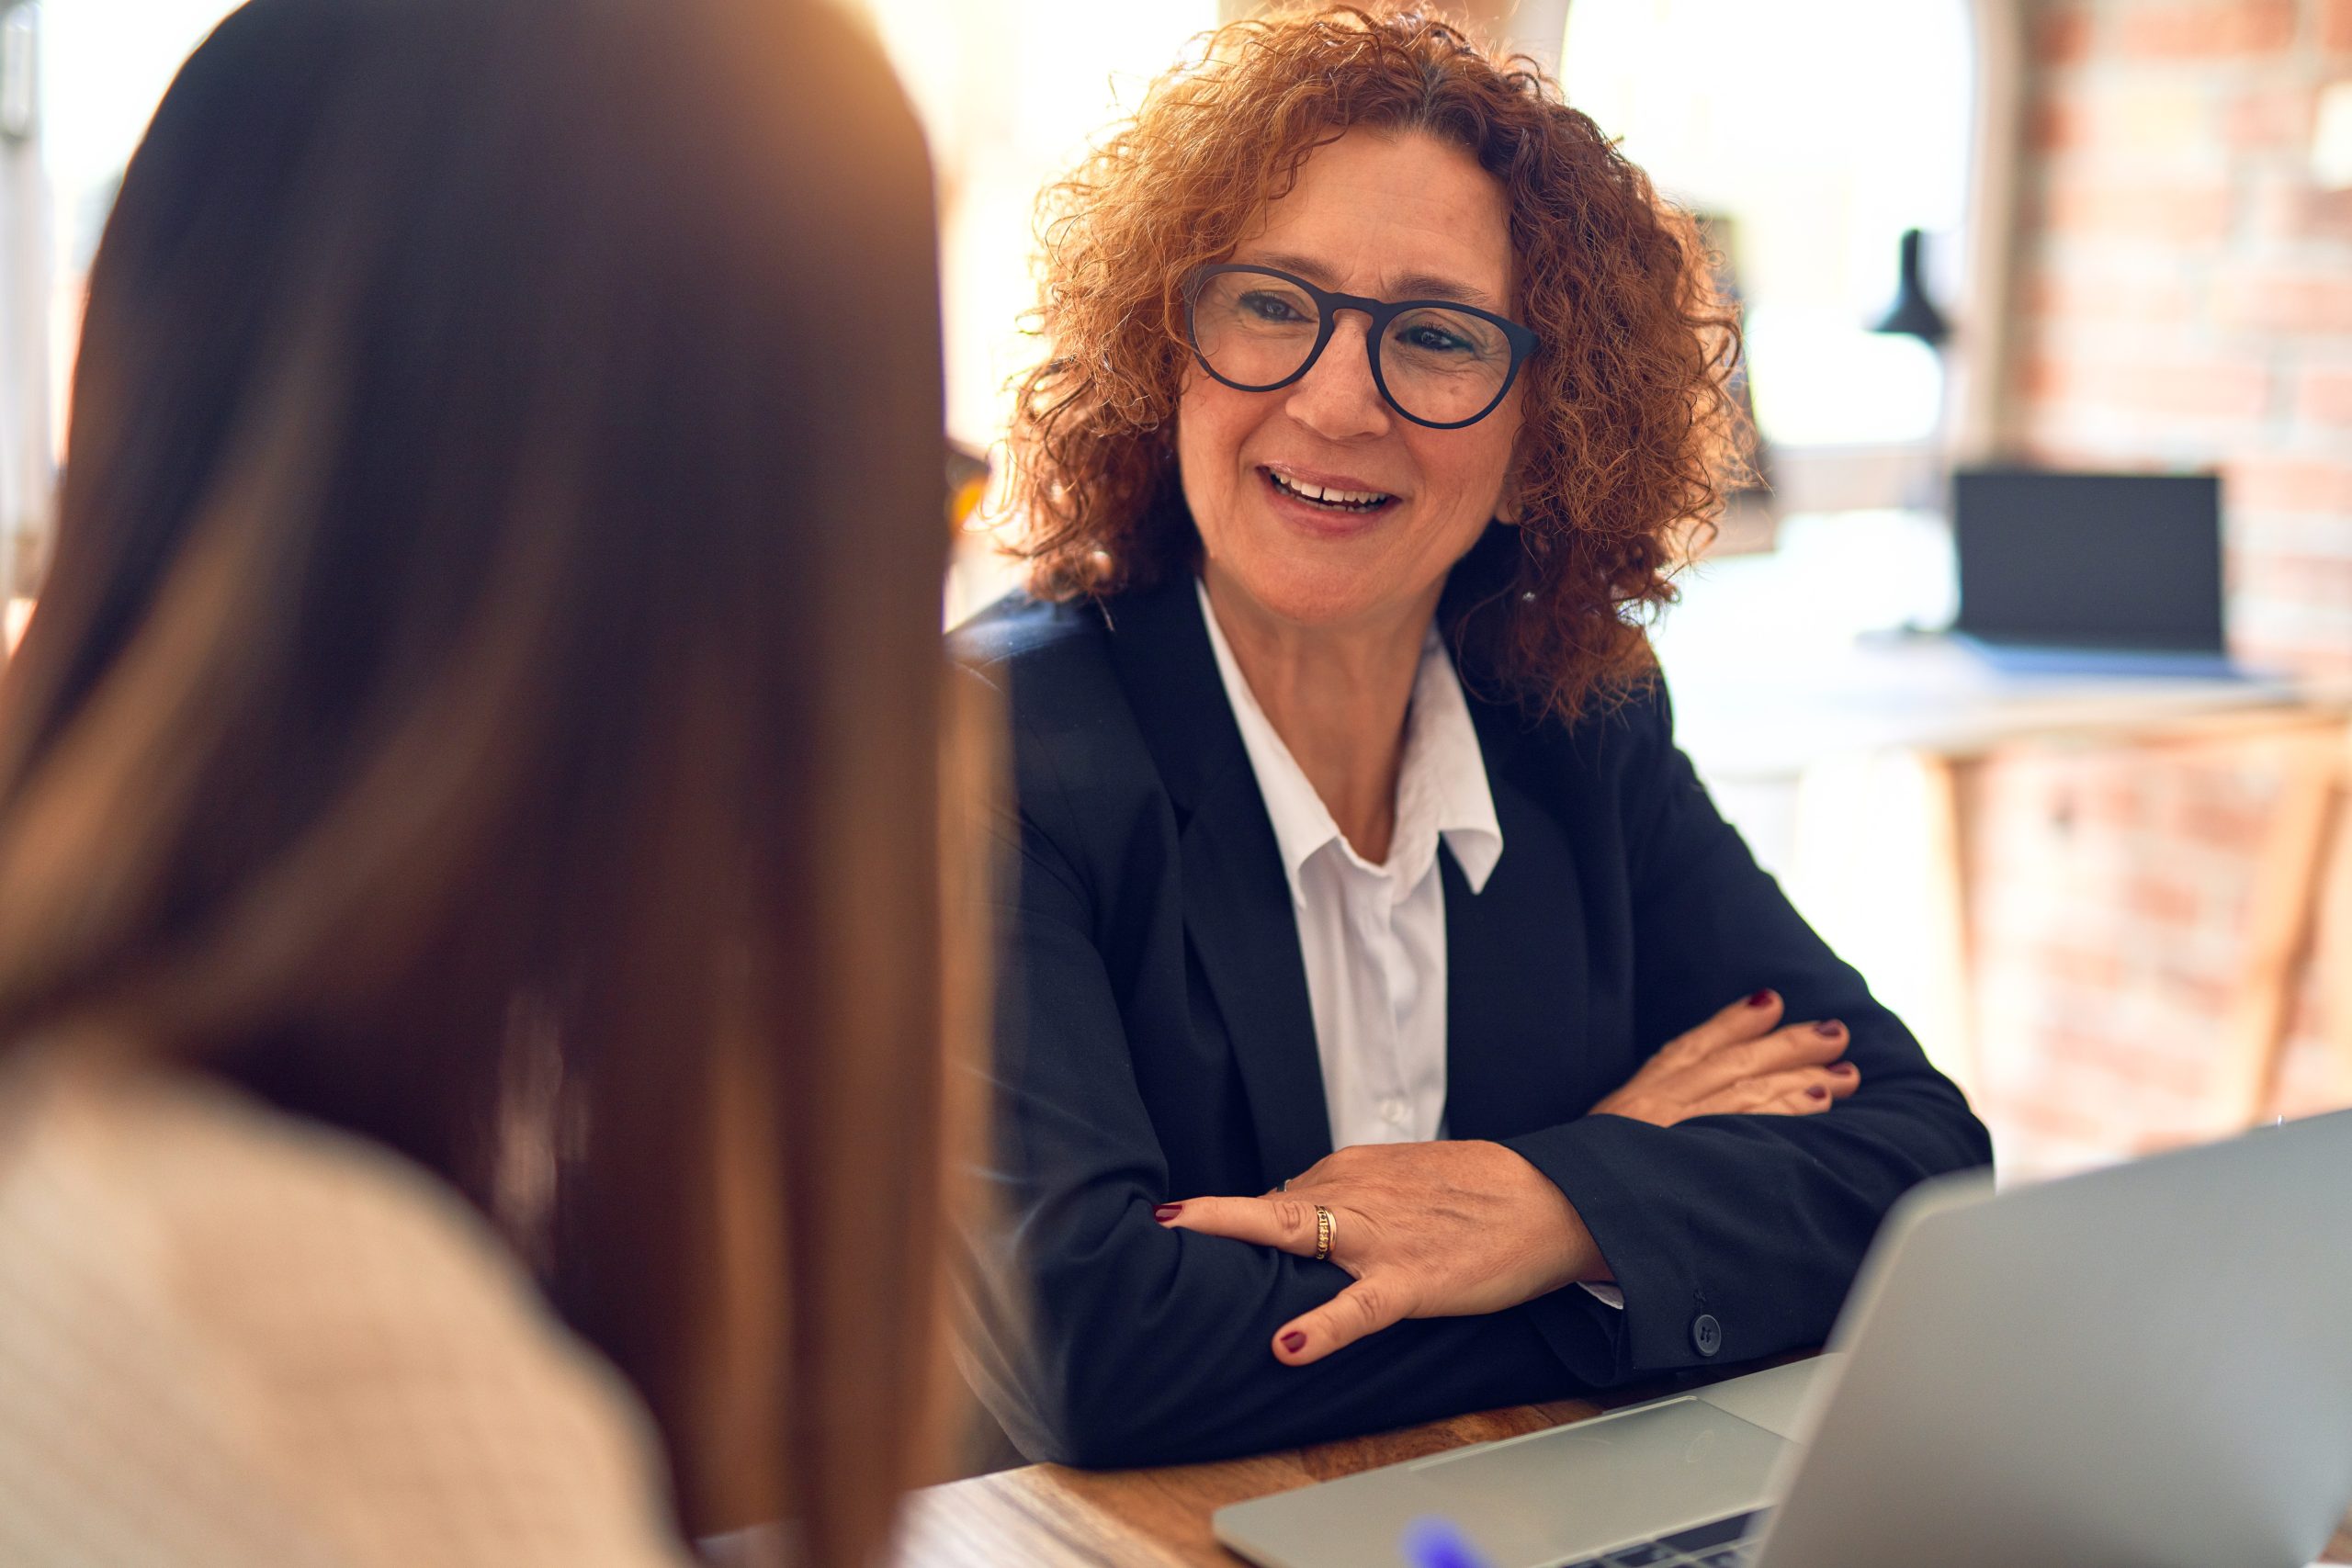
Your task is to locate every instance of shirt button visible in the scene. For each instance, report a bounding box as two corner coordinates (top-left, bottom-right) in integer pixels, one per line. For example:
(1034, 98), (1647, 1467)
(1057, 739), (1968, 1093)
(1691, 1313), (1724, 1358)
(1379, 1098), (1408, 1126)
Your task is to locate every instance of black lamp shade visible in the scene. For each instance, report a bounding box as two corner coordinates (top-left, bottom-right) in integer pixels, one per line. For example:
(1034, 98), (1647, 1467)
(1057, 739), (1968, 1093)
(1871, 228), (1951, 346)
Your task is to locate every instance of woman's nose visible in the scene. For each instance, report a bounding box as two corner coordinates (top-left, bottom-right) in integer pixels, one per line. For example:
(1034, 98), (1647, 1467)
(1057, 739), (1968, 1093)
(1282, 314), (1392, 441)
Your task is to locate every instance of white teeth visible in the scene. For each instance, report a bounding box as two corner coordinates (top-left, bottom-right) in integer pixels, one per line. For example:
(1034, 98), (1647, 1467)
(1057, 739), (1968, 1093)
(1268, 470), (1392, 509)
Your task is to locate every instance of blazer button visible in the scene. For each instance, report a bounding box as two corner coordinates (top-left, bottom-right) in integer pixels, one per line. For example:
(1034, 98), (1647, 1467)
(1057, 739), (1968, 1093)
(1690, 1314), (1723, 1358)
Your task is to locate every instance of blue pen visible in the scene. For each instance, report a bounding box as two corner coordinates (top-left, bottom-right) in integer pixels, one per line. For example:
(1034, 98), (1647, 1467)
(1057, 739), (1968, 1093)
(1399, 1515), (1493, 1568)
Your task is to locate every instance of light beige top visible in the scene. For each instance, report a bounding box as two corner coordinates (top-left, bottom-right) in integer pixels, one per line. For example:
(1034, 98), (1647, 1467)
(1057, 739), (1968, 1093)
(0, 1052), (695, 1568)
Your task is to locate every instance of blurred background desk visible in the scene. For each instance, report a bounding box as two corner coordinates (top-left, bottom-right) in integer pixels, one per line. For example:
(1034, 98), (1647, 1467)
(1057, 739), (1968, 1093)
(1655, 514), (2352, 1181)
(897, 1388), (2352, 1567)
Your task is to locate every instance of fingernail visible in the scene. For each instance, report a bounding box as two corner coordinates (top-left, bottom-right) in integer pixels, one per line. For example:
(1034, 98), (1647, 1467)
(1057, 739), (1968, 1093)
(1806, 1085), (1829, 1100)
(1747, 988), (1775, 1007)
(1831, 1061), (1858, 1075)
(1280, 1331), (1307, 1353)
(1813, 1021), (1844, 1037)
(1154, 1203), (1182, 1223)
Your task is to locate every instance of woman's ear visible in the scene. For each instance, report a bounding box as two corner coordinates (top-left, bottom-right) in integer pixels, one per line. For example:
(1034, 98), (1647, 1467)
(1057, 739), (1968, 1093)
(1495, 467), (1525, 525)
(1494, 426), (1534, 525)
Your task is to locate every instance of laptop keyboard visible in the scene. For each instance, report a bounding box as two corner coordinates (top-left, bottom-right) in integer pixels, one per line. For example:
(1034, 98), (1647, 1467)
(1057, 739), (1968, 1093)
(1558, 1506), (1769, 1567)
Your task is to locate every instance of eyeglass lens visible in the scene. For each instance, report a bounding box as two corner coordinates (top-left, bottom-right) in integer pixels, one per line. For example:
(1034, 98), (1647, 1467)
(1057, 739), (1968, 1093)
(1189, 269), (1515, 426)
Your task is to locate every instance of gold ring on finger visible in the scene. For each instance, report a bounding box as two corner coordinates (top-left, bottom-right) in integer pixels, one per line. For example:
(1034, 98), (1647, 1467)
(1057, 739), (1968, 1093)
(1313, 1204), (1335, 1262)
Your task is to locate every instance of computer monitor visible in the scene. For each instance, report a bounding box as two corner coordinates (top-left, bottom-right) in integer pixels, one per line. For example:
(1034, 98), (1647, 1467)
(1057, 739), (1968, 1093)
(1951, 469), (2225, 654)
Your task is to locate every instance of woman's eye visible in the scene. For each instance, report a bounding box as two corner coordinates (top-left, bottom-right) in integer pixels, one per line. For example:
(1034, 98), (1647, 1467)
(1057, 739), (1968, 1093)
(1399, 324), (1474, 355)
(1239, 291), (1309, 323)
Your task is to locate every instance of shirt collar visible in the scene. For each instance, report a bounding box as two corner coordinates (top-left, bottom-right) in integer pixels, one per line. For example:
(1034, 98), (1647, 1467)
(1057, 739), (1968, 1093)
(1195, 576), (1503, 907)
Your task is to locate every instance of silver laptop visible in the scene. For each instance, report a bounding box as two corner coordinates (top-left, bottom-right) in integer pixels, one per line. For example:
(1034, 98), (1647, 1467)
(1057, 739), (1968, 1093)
(1215, 1110), (2352, 1568)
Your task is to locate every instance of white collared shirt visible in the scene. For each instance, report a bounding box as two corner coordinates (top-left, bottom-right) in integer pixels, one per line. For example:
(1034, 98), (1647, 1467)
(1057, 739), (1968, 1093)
(1198, 581), (1630, 1312)
(1195, 578), (1502, 1152)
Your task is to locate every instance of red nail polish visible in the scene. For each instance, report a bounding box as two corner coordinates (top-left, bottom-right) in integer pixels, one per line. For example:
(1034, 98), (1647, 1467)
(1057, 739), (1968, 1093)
(1747, 989), (1775, 1008)
(1813, 1021), (1844, 1037)
(1280, 1331), (1307, 1353)
(1831, 1061), (1858, 1075)
(1154, 1203), (1182, 1222)
(1806, 1085), (1829, 1100)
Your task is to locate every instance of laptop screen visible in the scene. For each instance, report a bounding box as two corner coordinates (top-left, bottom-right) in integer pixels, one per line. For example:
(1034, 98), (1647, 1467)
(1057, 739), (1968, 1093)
(1951, 469), (2225, 652)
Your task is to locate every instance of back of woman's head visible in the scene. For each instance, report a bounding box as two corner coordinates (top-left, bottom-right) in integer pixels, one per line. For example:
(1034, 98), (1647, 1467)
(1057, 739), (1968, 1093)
(0, 0), (950, 1557)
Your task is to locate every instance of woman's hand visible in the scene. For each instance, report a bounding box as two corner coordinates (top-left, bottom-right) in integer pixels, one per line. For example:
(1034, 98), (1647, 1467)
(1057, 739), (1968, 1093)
(1154, 993), (1855, 1366)
(1590, 989), (1859, 1127)
(1153, 1139), (1608, 1367)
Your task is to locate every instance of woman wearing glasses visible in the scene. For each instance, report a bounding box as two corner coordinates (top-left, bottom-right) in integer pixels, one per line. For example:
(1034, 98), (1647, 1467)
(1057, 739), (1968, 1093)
(952, 6), (1990, 1467)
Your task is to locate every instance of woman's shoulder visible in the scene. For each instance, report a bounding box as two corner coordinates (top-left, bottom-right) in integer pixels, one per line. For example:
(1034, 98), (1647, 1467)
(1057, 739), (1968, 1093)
(948, 586), (1110, 678)
(0, 1055), (548, 1343)
(949, 586), (1172, 793)
(0, 1051), (688, 1568)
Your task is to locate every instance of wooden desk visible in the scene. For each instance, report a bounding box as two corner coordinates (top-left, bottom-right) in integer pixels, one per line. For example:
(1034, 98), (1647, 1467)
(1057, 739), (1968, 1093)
(1659, 611), (2352, 1168)
(899, 1392), (2352, 1567)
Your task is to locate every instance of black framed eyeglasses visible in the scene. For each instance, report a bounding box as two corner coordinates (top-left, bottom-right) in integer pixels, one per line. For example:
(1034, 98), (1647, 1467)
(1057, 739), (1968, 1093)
(1182, 263), (1538, 431)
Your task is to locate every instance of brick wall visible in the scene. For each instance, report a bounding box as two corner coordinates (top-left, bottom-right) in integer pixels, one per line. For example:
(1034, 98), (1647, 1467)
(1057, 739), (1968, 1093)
(2013, 0), (2352, 671)
(1962, 0), (2352, 1177)
(1959, 733), (2347, 1178)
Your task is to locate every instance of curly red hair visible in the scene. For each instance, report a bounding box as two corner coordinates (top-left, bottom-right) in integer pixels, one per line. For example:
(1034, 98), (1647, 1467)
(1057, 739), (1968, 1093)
(1003, 4), (1747, 718)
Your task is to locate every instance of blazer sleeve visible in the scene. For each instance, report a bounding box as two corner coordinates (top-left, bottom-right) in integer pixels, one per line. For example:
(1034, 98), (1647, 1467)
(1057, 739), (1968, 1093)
(962, 701), (1614, 1469)
(1499, 682), (1995, 1378)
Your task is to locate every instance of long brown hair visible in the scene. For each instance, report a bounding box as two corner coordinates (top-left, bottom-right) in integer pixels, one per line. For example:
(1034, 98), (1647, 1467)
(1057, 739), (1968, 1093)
(0, 0), (956, 1560)
(1006, 4), (1747, 720)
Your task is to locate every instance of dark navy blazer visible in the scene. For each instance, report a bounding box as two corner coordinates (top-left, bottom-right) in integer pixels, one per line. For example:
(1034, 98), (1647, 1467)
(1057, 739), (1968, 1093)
(950, 574), (1991, 1468)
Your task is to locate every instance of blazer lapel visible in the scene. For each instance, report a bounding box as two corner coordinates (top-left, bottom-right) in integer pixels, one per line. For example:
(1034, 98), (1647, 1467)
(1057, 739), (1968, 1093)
(1442, 703), (1600, 1142)
(1182, 774), (1335, 1184)
(1102, 578), (1333, 1186)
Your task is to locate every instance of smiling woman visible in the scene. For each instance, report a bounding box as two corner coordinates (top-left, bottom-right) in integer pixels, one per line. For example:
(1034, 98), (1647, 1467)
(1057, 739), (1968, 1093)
(1176, 133), (1524, 691)
(951, 4), (1990, 1469)
(1007, 5), (1747, 721)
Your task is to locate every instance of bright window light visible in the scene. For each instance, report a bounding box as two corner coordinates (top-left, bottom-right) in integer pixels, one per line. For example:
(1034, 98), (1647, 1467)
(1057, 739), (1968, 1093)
(40, 0), (243, 445)
(854, 0), (1218, 449)
(1562, 0), (1974, 450)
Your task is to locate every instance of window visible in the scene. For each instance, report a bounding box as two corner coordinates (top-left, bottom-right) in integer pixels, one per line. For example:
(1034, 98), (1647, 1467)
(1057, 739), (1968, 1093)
(854, 0), (1217, 614)
(858, 0), (1218, 450)
(0, 0), (243, 611)
(1562, 0), (1977, 497)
